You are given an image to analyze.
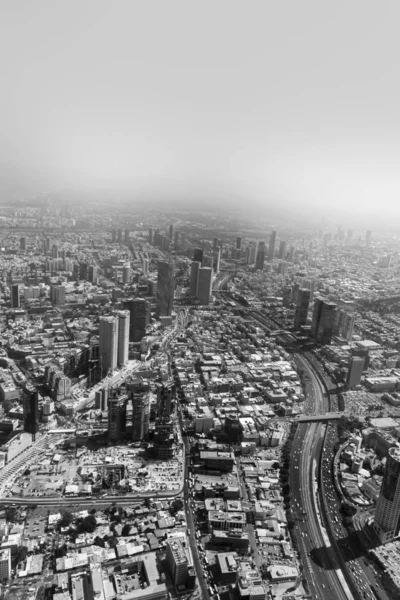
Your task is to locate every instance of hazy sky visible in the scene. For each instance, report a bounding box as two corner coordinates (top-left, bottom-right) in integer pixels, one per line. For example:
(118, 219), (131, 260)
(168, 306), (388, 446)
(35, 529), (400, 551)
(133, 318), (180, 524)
(1, 1), (400, 223)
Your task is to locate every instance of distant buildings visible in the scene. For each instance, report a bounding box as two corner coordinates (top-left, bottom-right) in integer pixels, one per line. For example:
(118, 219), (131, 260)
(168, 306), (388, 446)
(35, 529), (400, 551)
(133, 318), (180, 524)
(374, 447), (400, 543)
(156, 261), (174, 317)
(311, 297), (337, 344)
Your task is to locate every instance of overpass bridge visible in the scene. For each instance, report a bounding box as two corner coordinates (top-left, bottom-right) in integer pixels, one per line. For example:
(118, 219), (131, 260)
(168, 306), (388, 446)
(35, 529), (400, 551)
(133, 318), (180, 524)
(297, 412), (346, 423)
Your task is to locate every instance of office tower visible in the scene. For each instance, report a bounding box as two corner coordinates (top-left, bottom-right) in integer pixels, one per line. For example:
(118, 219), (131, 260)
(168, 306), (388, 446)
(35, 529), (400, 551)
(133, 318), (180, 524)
(108, 395), (127, 443)
(335, 310), (356, 341)
(166, 539), (190, 588)
(123, 263), (131, 283)
(190, 261), (201, 297)
(156, 261), (174, 317)
(52, 244), (58, 258)
(294, 288), (311, 330)
(311, 297), (337, 345)
(11, 284), (20, 308)
(99, 316), (118, 374)
(366, 230), (372, 247)
(288, 246), (295, 262)
(193, 248), (203, 263)
(0, 548), (11, 580)
(154, 381), (175, 459)
(236, 236), (242, 250)
(142, 258), (149, 275)
(174, 230), (180, 250)
(148, 228), (153, 244)
(117, 229), (123, 242)
(54, 373), (71, 401)
(267, 230), (277, 261)
(116, 310), (130, 366)
(213, 237), (220, 249)
(374, 447), (400, 543)
(201, 255), (213, 269)
(88, 265), (99, 283)
(278, 240), (287, 259)
(282, 286), (292, 307)
(379, 254), (392, 268)
(112, 228), (117, 242)
(127, 378), (151, 441)
(277, 261), (288, 274)
(124, 228), (130, 243)
(197, 267), (213, 305)
(23, 385), (39, 441)
(347, 356), (364, 388)
(123, 298), (151, 342)
(255, 242), (266, 270)
(51, 285), (65, 305)
(213, 247), (221, 273)
(101, 387), (108, 411)
(169, 224), (174, 239)
(20, 237), (26, 251)
(95, 390), (102, 409)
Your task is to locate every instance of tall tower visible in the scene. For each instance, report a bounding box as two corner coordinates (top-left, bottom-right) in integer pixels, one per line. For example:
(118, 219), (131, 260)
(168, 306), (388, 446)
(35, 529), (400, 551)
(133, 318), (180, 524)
(23, 385), (39, 441)
(236, 237), (242, 250)
(190, 261), (201, 297)
(156, 261), (174, 317)
(193, 248), (203, 264)
(347, 356), (364, 388)
(294, 288), (311, 330)
(267, 230), (277, 261)
(11, 284), (20, 308)
(255, 242), (265, 270)
(311, 297), (337, 345)
(123, 298), (151, 342)
(116, 310), (130, 366)
(374, 447), (400, 543)
(99, 316), (118, 374)
(197, 267), (213, 305)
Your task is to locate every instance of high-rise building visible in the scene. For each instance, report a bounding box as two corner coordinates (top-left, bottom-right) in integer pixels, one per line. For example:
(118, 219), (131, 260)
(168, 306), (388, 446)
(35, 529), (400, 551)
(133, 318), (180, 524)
(23, 385), (39, 441)
(294, 288), (311, 330)
(169, 224), (174, 239)
(166, 538), (193, 589)
(123, 298), (151, 342)
(112, 229), (117, 243)
(197, 267), (213, 305)
(99, 316), (118, 374)
(116, 310), (130, 366)
(267, 230), (277, 261)
(11, 284), (20, 308)
(117, 229), (123, 242)
(311, 297), (337, 345)
(127, 378), (151, 441)
(374, 447), (400, 543)
(255, 242), (265, 270)
(88, 265), (99, 284)
(193, 248), (203, 263)
(236, 237), (242, 250)
(278, 240), (287, 259)
(213, 247), (221, 273)
(335, 310), (356, 341)
(190, 261), (201, 297)
(154, 381), (175, 460)
(52, 244), (58, 258)
(156, 261), (174, 317)
(20, 237), (26, 251)
(0, 548), (11, 580)
(201, 255), (213, 269)
(124, 228), (130, 243)
(123, 264), (131, 283)
(108, 394), (127, 443)
(347, 356), (364, 388)
(51, 285), (65, 305)
(213, 237), (220, 249)
(142, 258), (149, 275)
(148, 228), (153, 244)
(174, 230), (180, 250)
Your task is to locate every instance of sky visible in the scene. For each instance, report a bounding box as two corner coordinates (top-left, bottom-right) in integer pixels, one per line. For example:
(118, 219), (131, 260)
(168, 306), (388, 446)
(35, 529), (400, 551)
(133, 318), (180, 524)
(1, 1), (400, 225)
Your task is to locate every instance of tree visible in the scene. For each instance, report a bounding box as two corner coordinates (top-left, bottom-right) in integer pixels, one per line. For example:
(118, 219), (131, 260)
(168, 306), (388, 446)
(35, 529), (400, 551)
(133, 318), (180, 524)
(59, 510), (74, 528)
(16, 546), (28, 564)
(170, 498), (184, 515)
(121, 524), (131, 537)
(94, 536), (105, 548)
(108, 536), (118, 548)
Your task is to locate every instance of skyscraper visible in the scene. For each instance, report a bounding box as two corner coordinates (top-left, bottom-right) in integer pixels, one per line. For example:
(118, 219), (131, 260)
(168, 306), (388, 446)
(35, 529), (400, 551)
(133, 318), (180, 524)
(294, 288), (311, 330)
(255, 242), (265, 270)
(267, 230), (277, 261)
(197, 267), (213, 305)
(213, 247), (221, 273)
(374, 447), (400, 543)
(108, 394), (127, 443)
(11, 284), (20, 308)
(124, 228), (130, 243)
(169, 224), (174, 239)
(347, 356), (364, 388)
(20, 237), (26, 251)
(311, 298), (337, 345)
(278, 240), (287, 259)
(174, 230), (180, 250)
(99, 316), (118, 374)
(123, 298), (151, 342)
(23, 385), (39, 441)
(127, 377), (151, 441)
(156, 261), (174, 317)
(236, 236), (242, 250)
(193, 248), (203, 263)
(51, 285), (65, 305)
(190, 261), (201, 297)
(116, 310), (130, 366)
(123, 263), (131, 283)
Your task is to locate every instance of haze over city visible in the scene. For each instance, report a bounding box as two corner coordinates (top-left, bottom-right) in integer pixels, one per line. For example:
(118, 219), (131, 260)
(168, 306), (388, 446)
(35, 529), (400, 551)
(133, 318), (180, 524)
(1, 1), (400, 227)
